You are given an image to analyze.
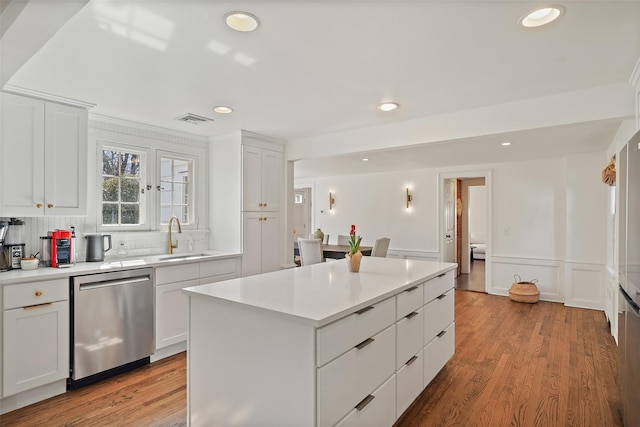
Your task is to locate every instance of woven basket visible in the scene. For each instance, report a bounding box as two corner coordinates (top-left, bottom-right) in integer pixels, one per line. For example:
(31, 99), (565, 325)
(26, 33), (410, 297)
(509, 275), (540, 303)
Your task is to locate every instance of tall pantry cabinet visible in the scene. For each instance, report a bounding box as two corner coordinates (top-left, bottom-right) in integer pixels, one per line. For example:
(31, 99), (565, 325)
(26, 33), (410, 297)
(0, 92), (88, 216)
(209, 131), (285, 277)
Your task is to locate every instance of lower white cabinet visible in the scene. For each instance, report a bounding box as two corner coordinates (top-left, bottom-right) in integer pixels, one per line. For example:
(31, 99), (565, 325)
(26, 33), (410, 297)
(396, 349), (424, 417)
(155, 257), (240, 351)
(423, 322), (455, 387)
(336, 375), (397, 427)
(2, 279), (69, 397)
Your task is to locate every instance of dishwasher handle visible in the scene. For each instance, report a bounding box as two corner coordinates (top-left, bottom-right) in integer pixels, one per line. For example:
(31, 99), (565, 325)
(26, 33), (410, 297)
(79, 276), (150, 291)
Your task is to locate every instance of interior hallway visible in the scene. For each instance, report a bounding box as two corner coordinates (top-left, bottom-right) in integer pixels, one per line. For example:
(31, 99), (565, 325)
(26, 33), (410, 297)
(455, 259), (485, 292)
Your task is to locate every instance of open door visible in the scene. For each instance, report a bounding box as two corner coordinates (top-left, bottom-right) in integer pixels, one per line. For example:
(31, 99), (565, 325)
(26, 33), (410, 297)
(293, 188), (311, 243)
(444, 179), (456, 267)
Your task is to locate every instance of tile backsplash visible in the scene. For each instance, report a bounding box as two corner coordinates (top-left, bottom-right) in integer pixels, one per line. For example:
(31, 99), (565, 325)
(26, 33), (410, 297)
(4, 216), (209, 262)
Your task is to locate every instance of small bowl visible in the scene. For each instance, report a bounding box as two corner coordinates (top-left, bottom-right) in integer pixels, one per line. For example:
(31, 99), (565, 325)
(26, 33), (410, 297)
(21, 258), (39, 270)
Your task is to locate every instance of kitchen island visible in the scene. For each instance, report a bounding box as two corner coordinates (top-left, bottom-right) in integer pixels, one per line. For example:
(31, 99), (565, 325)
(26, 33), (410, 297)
(183, 257), (457, 426)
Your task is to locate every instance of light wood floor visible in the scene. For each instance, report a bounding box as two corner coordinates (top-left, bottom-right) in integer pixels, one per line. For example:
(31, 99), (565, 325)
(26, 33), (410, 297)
(1, 291), (621, 427)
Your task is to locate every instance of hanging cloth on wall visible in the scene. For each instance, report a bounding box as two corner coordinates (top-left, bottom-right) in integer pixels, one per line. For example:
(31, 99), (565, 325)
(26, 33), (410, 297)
(601, 156), (616, 186)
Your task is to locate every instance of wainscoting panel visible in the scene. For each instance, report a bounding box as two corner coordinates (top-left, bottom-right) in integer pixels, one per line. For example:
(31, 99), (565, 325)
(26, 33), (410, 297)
(490, 256), (563, 302)
(387, 249), (440, 261)
(564, 262), (605, 311)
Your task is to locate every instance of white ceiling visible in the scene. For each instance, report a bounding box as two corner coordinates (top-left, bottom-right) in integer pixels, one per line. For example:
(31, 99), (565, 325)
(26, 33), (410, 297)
(3, 0), (640, 177)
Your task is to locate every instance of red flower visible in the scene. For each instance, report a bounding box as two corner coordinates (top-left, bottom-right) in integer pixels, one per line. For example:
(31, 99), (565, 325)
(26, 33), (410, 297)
(348, 225), (362, 255)
(350, 224), (356, 236)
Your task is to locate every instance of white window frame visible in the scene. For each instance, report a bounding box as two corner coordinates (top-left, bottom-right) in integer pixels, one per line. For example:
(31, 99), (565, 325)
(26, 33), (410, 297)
(97, 141), (154, 231)
(157, 151), (197, 230)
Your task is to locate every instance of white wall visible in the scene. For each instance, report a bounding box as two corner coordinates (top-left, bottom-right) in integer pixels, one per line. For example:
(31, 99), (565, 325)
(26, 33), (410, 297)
(296, 151), (609, 308)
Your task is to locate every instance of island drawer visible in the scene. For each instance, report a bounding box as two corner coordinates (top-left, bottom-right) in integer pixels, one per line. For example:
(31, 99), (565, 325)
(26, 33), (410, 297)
(335, 374), (397, 427)
(423, 289), (454, 345)
(4, 278), (68, 310)
(397, 349), (424, 418)
(423, 322), (455, 387)
(156, 264), (198, 285)
(317, 324), (396, 427)
(317, 296), (395, 366)
(423, 270), (454, 304)
(396, 283), (423, 320)
(396, 307), (423, 370)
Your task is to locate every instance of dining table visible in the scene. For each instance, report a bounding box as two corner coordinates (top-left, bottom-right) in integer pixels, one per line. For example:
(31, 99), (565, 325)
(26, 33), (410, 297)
(321, 244), (373, 260)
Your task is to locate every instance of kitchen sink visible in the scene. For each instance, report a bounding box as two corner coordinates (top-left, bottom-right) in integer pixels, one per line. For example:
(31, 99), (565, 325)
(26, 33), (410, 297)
(151, 253), (211, 262)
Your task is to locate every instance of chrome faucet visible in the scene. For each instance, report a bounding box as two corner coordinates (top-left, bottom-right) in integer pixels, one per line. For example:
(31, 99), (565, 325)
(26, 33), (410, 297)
(168, 216), (182, 254)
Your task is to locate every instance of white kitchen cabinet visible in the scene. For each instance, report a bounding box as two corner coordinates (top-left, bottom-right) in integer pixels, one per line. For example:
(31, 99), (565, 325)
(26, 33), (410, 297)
(2, 279), (69, 397)
(242, 211), (281, 277)
(155, 257), (241, 351)
(0, 92), (88, 217)
(242, 145), (282, 212)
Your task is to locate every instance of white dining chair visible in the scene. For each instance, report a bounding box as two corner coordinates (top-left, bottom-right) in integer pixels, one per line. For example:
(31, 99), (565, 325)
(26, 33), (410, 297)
(297, 238), (323, 266)
(371, 237), (390, 257)
(337, 234), (350, 245)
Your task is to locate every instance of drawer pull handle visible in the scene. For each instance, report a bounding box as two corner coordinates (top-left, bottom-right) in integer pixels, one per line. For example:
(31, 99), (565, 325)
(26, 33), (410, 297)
(35, 290), (43, 297)
(437, 293), (447, 299)
(47, 203), (54, 209)
(437, 273), (446, 278)
(36, 203), (43, 208)
(355, 394), (375, 411)
(24, 302), (52, 310)
(405, 286), (418, 293)
(437, 330), (447, 338)
(406, 355), (418, 366)
(355, 337), (375, 350)
(406, 311), (419, 320)
(355, 306), (374, 315)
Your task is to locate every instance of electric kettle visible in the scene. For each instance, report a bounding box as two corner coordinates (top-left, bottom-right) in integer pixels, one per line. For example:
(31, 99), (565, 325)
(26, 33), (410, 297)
(85, 234), (112, 262)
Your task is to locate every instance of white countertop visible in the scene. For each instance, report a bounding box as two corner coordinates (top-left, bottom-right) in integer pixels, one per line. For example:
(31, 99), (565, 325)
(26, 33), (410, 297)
(0, 251), (241, 285)
(183, 257), (457, 327)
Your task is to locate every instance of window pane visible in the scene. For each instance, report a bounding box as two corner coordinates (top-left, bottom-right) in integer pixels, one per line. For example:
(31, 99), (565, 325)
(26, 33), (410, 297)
(102, 150), (119, 175)
(121, 178), (140, 203)
(174, 159), (189, 181)
(172, 183), (187, 204)
(160, 206), (172, 224)
(120, 153), (141, 176)
(174, 205), (186, 222)
(160, 158), (172, 181)
(102, 204), (119, 225)
(102, 177), (119, 202)
(121, 205), (140, 225)
(161, 186), (171, 204)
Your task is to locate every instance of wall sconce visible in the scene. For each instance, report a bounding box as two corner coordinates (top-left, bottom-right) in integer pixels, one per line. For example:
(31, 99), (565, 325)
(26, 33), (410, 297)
(329, 192), (336, 210)
(406, 188), (413, 209)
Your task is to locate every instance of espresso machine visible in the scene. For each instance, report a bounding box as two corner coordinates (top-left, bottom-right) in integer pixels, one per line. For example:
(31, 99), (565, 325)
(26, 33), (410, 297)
(49, 229), (73, 268)
(0, 221), (10, 271)
(4, 218), (25, 269)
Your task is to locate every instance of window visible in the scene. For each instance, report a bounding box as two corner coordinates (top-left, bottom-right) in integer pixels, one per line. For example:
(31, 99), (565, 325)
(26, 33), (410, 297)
(159, 155), (194, 225)
(101, 148), (145, 226)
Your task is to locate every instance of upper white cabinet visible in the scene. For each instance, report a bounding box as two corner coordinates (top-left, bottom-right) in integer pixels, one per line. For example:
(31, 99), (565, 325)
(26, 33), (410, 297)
(242, 145), (282, 212)
(0, 92), (88, 216)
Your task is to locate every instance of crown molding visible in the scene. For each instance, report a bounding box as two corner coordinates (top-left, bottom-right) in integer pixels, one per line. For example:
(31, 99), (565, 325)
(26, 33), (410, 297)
(2, 84), (96, 109)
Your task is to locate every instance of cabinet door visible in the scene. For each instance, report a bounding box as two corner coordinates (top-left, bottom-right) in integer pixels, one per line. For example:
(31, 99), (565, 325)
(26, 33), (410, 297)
(44, 102), (88, 215)
(260, 212), (281, 273)
(155, 278), (198, 349)
(3, 301), (69, 397)
(0, 93), (46, 216)
(242, 145), (263, 211)
(260, 149), (282, 212)
(242, 212), (264, 277)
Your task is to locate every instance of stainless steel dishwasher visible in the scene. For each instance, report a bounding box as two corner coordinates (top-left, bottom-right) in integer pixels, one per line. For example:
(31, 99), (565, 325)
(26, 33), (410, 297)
(69, 268), (154, 389)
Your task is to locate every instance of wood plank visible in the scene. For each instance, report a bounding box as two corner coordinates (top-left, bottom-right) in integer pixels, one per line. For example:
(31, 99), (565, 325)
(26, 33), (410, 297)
(0, 290), (622, 426)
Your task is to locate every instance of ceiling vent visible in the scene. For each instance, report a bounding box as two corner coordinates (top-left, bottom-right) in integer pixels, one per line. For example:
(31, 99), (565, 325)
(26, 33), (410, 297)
(175, 113), (214, 125)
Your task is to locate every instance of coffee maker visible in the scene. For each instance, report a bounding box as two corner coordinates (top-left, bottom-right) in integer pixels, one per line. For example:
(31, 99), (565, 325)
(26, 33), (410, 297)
(49, 229), (73, 268)
(4, 218), (25, 269)
(0, 221), (10, 271)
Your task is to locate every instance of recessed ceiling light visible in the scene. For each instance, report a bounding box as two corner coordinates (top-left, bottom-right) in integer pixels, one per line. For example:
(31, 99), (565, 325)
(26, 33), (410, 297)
(502, 141), (512, 146)
(377, 102), (399, 112)
(213, 106), (233, 114)
(361, 158), (370, 162)
(225, 11), (260, 32)
(520, 6), (564, 28)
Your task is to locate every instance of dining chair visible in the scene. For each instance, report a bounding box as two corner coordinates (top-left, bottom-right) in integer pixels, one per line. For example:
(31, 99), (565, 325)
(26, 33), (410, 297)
(371, 237), (391, 257)
(297, 238), (323, 265)
(337, 235), (350, 245)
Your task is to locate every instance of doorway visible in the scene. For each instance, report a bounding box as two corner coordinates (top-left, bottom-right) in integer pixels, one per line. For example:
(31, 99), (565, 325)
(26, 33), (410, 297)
(293, 188), (311, 244)
(439, 171), (491, 293)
